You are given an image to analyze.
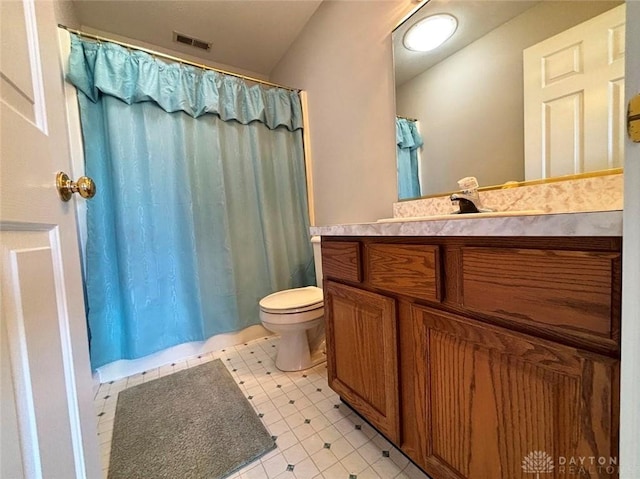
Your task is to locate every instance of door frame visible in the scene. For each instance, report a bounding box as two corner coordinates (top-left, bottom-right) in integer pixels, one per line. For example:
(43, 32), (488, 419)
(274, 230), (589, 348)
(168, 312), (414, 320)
(620, 1), (640, 477)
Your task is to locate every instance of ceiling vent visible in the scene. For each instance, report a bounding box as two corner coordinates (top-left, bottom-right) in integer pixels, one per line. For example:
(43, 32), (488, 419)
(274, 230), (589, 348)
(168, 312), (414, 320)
(173, 31), (211, 51)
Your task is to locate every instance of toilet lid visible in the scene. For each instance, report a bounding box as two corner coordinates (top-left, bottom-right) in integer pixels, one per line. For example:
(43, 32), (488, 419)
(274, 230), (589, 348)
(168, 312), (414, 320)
(259, 286), (323, 313)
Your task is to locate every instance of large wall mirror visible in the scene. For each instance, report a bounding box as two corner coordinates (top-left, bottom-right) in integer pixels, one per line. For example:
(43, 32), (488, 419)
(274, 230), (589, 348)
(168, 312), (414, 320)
(393, 0), (625, 200)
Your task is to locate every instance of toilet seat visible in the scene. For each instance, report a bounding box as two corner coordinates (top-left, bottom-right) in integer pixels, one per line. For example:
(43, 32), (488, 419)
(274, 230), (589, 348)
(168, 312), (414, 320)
(259, 286), (323, 314)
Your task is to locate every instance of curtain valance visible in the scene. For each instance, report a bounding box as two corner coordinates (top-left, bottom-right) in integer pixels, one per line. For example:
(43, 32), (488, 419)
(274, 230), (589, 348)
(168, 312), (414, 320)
(396, 118), (423, 150)
(67, 34), (303, 131)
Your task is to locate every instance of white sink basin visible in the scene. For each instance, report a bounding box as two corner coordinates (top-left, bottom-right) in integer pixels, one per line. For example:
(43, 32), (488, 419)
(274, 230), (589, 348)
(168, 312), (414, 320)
(376, 210), (546, 223)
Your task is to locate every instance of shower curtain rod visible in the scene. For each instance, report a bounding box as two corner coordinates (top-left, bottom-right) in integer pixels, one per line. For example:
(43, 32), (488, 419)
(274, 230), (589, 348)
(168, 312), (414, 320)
(58, 24), (298, 92)
(396, 115), (418, 122)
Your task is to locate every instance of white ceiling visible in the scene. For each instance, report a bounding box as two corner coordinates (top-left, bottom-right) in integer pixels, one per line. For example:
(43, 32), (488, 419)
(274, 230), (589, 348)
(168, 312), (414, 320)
(72, 0), (324, 77)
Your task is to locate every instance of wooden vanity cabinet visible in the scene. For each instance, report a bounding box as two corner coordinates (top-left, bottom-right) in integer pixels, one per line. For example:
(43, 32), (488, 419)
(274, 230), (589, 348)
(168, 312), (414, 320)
(412, 305), (619, 479)
(324, 281), (400, 443)
(321, 236), (621, 479)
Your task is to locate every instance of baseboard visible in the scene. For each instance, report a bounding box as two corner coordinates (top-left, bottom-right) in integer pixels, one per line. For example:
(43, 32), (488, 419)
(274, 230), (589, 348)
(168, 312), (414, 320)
(95, 325), (272, 384)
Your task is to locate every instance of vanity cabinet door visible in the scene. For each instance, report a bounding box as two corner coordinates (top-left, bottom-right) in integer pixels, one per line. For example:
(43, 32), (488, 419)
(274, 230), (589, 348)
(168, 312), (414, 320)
(412, 305), (619, 479)
(324, 280), (400, 443)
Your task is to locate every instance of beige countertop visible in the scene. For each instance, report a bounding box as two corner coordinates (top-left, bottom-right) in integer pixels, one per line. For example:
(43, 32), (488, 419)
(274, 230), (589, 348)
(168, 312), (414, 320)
(309, 210), (622, 237)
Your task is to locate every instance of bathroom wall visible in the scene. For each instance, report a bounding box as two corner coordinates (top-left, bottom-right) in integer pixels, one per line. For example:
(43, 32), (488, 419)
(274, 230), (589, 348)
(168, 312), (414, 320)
(53, 0), (81, 29)
(396, 1), (621, 196)
(270, 0), (415, 226)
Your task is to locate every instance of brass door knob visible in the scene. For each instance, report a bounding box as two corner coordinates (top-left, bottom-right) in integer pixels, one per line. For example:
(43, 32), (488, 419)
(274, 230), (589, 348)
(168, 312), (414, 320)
(56, 171), (96, 201)
(629, 94), (640, 143)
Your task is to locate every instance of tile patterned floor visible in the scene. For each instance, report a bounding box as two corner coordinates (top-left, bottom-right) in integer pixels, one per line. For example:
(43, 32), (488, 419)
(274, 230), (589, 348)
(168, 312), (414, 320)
(94, 336), (432, 479)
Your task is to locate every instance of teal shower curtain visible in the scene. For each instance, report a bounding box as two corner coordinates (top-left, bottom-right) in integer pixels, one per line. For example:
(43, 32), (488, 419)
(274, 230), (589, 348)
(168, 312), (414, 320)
(396, 118), (423, 199)
(67, 35), (315, 369)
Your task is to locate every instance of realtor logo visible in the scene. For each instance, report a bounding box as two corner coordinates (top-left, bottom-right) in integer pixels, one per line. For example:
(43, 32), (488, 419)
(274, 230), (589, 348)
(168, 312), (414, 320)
(522, 450), (555, 478)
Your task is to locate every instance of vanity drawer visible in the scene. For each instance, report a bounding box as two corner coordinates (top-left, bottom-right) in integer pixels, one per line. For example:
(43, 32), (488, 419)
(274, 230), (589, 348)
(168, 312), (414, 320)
(366, 244), (441, 302)
(461, 247), (620, 341)
(322, 241), (362, 282)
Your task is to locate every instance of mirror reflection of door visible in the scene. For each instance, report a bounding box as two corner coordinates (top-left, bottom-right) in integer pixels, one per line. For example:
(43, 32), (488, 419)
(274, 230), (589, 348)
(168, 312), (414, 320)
(523, 5), (625, 180)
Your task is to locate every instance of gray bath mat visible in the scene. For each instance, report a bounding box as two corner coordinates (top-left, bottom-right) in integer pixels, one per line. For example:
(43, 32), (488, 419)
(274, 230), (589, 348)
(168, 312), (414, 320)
(108, 359), (276, 479)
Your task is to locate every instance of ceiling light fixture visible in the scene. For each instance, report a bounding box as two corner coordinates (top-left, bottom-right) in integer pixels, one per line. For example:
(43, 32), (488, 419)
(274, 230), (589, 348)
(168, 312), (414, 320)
(403, 13), (458, 52)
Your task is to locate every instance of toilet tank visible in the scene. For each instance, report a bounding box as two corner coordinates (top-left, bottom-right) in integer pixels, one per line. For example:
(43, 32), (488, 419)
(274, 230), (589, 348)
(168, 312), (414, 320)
(311, 236), (323, 288)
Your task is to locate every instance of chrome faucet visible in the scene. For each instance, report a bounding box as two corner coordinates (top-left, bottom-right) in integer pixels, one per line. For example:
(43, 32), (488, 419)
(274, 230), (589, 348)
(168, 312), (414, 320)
(450, 177), (492, 214)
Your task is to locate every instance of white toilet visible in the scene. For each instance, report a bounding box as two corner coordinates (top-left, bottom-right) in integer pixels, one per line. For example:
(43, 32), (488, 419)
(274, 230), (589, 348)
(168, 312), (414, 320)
(259, 237), (325, 372)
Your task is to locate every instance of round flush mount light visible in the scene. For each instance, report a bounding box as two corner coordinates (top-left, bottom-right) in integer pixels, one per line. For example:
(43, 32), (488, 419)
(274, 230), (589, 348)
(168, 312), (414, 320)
(403, 13), (458, 52)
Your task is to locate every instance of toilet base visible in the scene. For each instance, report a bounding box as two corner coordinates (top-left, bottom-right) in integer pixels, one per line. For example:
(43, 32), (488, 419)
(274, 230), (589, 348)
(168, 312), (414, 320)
(275, 332), (326, 372)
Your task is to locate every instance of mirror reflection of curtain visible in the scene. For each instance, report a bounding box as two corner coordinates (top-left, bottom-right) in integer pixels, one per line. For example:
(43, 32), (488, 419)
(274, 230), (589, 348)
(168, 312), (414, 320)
(396, 117), (423, 200)
(67, 35), (315, 369)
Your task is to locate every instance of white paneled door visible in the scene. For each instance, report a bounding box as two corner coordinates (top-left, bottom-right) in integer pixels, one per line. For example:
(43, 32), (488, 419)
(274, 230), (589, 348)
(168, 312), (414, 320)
(523, 4), (626, 180)
(0, 1), (100, 478)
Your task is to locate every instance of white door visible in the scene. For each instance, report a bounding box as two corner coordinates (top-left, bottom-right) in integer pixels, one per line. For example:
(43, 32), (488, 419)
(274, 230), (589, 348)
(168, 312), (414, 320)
(0, 1), (101, 478)
(523, 4), (626, 180)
